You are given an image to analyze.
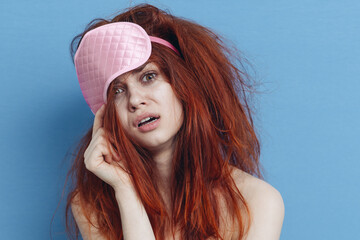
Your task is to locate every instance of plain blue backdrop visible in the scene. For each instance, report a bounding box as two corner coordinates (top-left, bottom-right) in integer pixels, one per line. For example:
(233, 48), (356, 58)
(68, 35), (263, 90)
(1, 0), (359, 239)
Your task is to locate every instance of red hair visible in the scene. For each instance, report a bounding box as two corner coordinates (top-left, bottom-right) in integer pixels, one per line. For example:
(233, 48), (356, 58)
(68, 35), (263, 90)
(66, 4), (262, 240)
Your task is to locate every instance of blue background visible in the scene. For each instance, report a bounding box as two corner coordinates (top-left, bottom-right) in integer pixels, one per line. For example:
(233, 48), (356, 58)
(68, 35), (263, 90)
(1, 0), (359, 239)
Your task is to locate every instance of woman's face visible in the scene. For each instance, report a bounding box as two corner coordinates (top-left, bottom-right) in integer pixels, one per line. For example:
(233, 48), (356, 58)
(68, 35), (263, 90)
(113, 62), (183, 154)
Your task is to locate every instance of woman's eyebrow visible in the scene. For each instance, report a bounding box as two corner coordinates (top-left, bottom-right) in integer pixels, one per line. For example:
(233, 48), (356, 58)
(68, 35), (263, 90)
(113, 62), (150, 84)
(132, 62), (149, 74)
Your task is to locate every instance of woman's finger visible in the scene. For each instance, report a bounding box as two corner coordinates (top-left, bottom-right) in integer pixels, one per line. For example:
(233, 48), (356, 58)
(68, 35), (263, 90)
(92, 104), (106, 137)
(107, 141), (121, 162)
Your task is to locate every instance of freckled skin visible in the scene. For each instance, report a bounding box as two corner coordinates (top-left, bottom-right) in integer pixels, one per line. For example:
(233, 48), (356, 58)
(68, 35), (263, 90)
(114, 62), (184, 154)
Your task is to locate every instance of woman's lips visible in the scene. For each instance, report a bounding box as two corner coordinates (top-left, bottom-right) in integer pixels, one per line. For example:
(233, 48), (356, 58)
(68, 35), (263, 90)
(137, 117), (160, 132)
(134, 113), (160, 127)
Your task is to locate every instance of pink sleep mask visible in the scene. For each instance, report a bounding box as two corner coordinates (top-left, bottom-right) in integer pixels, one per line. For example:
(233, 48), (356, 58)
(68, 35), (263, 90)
(74, 22), (179, 114)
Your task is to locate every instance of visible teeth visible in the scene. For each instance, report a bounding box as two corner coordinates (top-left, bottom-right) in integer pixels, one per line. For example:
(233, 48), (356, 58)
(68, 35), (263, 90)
(140, 117), (151, 124)
(138, 117), (159, 127)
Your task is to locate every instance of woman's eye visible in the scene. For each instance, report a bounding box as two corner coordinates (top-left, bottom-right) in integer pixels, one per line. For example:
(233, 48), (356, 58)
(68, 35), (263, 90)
(142, 73), (156, 83)
(114, 87), (124, 95)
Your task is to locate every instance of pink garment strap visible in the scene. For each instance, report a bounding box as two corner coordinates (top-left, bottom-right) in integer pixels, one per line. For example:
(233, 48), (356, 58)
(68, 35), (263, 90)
(149, 36), (180, 55)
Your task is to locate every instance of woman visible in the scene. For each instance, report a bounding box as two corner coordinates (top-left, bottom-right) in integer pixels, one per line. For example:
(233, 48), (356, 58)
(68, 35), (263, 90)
(66, 4), (284, 240)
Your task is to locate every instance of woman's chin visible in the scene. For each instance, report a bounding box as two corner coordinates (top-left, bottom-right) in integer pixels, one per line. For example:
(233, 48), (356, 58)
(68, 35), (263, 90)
(136, 138), (176, 155)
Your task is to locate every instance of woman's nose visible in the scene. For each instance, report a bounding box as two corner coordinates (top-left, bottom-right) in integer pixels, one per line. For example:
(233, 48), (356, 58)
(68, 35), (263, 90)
(127, 84), (146, 111)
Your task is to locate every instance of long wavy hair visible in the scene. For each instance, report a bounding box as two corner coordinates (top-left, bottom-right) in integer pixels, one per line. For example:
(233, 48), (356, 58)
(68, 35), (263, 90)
(66, 4), (262, 240)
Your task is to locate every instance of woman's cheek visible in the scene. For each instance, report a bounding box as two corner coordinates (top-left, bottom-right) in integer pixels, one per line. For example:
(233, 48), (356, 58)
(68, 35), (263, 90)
(115, 103), (129, 130)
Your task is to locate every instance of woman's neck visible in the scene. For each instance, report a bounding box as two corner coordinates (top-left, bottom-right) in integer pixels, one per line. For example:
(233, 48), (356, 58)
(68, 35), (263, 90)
(151, 146), (174, 190)
(147, 139), (177, 212)
(150, 146), (175, 214)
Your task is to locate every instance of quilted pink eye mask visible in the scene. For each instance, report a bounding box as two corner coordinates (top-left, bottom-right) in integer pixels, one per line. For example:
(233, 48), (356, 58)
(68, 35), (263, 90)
(74, 22), (179, 114)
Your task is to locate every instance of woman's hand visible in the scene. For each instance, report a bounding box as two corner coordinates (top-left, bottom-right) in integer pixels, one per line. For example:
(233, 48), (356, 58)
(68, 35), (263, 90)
(83, 104), (132, 190)
(77, 105), (155, 240)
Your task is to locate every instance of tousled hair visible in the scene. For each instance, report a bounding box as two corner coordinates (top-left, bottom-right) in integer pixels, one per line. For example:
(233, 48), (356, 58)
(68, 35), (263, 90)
(66, 4), (262, 240)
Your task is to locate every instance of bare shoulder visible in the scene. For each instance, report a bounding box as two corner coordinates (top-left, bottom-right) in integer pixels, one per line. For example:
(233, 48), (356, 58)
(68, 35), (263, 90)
(230, 168), (284, 207)
(71, 192), (106, 240)
(230, 167), (285, 240)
